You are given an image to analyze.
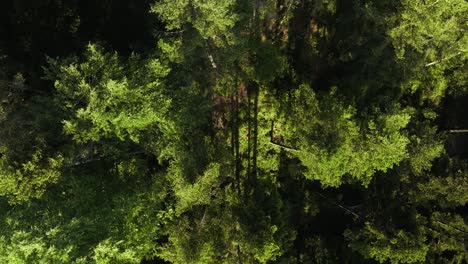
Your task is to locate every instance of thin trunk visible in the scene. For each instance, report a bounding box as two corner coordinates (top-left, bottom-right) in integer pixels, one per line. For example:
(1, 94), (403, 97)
(236, 245), (243, 264)
(235, 91), (241, 196)
(278, 0), (295, 27)
(231, 94), (235, 156)
(247, 84), (252, 193)
(252, 85), (259, 183)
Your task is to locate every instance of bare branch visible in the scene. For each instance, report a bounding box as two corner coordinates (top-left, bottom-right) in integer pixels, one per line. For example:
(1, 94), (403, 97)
(269, 141), (299, 151)
(425, 51), (463, 67)
(449, 129), (468, 133)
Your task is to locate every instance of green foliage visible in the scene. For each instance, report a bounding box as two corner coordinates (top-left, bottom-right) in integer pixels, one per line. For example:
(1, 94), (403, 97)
(416, 161), (468, 208)
(173, 163), (220, 215)
(151, 0), (238, 43)
(48, 44), (172, 144)
(283, 84), (410, 186)
(345, 222), (429, 264)
(92, 239), (140, 264)
(0, 229), (73, 264)
(0, 150), (63, 203)
(389, 0), (467, 64)
(0, 0), (465, 263)
(0, 74), (65, 203)
(0, 158), (171, 263)
(389, 0), (468, 101)
(407, 126), (444, 175)
(426, 212), (468, 263)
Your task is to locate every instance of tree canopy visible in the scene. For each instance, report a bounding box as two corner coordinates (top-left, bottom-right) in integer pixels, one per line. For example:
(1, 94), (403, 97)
(0, 0), (466, 263)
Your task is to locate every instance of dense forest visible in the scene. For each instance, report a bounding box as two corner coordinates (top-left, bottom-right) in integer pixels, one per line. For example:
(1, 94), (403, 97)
(0, 0), (467, 263)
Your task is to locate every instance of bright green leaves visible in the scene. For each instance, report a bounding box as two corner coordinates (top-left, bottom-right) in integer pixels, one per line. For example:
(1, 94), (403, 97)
(345, 222), (429, 264)
(0, 150), (63, 204)
(49, 44), (172, 144)
(236, 223), (286, 264)
(151, 0), (238, 42)
(0, 0), (464, 263)
(389, 0), (468, 101)
(0, 41), (178, 261)
(92, 239), (140, 264)
(0, 74), (65, 203)
(282, 84), (411, 186)
(362, 107), (412, 175)
(0, 157), (171, 263)
(407, 125), (444, 175)
(0, 229), (73, 264)
(156, 163), (230, 263)
(150, 0), (189, 31)
(190, 0), (238, 41)
(389, 0), (467, 63)
(172, 163), (220, 215)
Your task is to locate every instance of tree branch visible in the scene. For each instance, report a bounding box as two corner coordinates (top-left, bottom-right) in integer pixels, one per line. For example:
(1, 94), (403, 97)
(278, 0), (295, 27)
(315, 192), (362, 219)
(425, 51), (463, 67)
(269, 141), (299, 151)
(435, 220), (468, 236)
(449, 129), (468, 133)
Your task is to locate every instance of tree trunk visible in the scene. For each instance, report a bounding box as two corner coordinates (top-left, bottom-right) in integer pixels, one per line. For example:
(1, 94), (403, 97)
(449, 129), (468, 133)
